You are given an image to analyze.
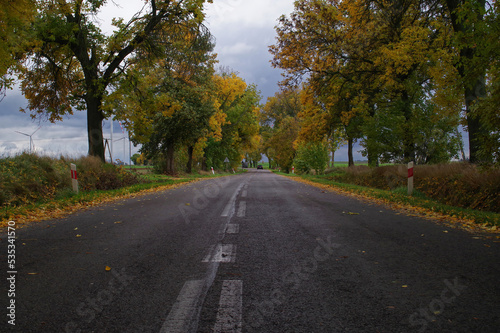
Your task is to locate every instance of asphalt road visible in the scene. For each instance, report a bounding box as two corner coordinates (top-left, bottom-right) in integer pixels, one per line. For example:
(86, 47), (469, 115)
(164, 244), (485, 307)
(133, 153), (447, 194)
(1, 169), (499, 332)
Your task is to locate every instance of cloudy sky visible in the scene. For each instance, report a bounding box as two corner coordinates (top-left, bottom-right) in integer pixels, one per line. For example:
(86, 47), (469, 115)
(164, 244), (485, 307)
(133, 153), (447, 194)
(0, 0), (365, 162)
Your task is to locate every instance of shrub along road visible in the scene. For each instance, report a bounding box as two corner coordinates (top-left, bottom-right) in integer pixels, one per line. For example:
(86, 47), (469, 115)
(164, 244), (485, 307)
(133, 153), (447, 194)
(1, 169), (499, 332)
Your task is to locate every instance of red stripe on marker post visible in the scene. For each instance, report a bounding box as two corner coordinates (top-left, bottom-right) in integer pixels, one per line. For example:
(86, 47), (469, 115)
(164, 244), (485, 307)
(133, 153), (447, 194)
(407, 162), (414, 195)
(70, 163), (79, 194)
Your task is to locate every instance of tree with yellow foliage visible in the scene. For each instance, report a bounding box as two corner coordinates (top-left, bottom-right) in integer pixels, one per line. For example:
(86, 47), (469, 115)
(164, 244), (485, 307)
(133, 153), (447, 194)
(271, 0), (471, 165)
(110, 23), (217, 174)
(203, 72), (261, 170)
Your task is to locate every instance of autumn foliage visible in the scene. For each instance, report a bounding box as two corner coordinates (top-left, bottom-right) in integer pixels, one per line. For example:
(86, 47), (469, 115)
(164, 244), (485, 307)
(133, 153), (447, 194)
(269, 0), (500, 165)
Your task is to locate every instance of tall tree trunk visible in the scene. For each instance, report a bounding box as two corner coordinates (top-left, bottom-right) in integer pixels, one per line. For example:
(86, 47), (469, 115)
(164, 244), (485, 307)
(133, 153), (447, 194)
(165, 142), (175, 175)
(446, 0), (487, 163)
(201, 156), (207, 171)
(401, 91), (415, 164)
(86, 94), (105, 161)
(367, 149), (379, 167)
(186, 146), (194, 174)
(348, 137), (354, 167)
(464, 79), (487, 163)
(456, 126), (466, 161)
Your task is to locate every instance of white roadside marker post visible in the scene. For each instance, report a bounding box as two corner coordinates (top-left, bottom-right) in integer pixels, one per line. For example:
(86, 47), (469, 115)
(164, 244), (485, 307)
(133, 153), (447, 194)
(70, 163), (79, 194)
(408, 162), (414, 196)
(211, 166), (215, 175)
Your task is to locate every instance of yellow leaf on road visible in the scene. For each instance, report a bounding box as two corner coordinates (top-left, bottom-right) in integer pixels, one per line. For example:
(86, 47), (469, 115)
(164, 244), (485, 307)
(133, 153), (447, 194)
(105, 266), (111, 271)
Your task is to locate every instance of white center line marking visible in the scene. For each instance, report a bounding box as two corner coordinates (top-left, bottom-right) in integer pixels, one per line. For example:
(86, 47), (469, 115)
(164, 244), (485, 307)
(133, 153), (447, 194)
(213, 280), (243, 333)
(226, 224), (239, 234)
(237, 201), (246, 217)
(221, 183), (245, 217)
(160, 280), (204, 333)
(202, 244), (236, 263)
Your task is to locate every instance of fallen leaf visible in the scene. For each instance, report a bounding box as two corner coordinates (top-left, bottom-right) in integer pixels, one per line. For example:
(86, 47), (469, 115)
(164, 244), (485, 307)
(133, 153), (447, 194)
(105, 266), (111, 271)
(76, 234), (81, 237)
(186, 203), (191, 206)
(74, 227), (78, 230)
(28, 272), (38, 275)
(402, 285), (408, 288)
(114, 221), (122, 224)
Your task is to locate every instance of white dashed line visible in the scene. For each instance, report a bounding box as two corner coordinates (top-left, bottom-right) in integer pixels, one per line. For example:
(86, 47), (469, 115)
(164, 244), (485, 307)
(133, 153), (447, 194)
(226, 224), (239, 234)
(202, 244), (236, 263)
(160, 280), (204, 333)
(221, 183), (245, 217)
(213, 280), (243, 333)
(237, 201), (246, 217)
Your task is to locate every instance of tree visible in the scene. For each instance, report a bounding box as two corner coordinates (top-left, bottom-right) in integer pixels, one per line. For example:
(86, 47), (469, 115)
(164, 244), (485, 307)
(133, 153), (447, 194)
(204, 82), (261, 170)
(267, 116), (300, 172)
(294, 141), (329, 174)
(477, 0), (500, 163)
(131, 153), (141, 165)
(110, 23), (216, 174)
(270, 0), (485, 166)
(261, 87), (302, 128)
(19, 0), (212, 161)
(0, 0), (35, 99)
(260, 88), (303, 169)
(443, 0), (490, 163)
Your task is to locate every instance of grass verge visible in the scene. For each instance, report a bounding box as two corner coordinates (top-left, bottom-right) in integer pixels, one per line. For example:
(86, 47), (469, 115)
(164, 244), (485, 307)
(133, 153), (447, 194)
(274, 171), (500, 232)
(0, 171), (239, 229)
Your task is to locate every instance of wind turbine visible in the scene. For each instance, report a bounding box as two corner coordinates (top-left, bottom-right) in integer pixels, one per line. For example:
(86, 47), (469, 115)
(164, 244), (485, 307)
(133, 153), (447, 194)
(15, 127), (41, 154)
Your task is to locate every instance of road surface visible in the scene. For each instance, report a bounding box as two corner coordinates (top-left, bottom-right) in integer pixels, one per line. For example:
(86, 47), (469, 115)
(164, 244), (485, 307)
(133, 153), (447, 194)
(1, 169), (499, 332)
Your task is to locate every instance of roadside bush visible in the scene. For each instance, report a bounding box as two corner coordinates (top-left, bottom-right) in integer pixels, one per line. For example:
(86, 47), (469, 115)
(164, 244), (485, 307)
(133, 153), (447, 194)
(294, 142), (329, 175)
(320, 163), (499, 213)
(0, 154), (142, 208)
(70, 156), (142, 191)
(0, 153), (69, 207)
(414, 164), (500, 213)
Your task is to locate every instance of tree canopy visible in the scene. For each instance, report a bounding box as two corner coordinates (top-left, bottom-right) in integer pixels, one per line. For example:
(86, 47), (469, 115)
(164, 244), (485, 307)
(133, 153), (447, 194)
(269, 0), (500, 165)
(18, 0), (213, 161)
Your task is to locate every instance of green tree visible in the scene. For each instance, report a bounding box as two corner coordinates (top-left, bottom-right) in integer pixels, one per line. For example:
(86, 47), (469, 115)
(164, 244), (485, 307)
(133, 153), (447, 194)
(294, 141), (329, 174)
(111, 24), (216, 175)
(131, 153), (141, 165)
(19, 0), (212, 161)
